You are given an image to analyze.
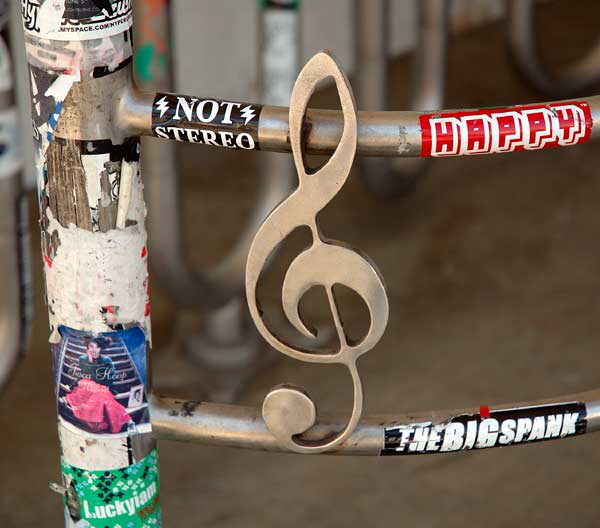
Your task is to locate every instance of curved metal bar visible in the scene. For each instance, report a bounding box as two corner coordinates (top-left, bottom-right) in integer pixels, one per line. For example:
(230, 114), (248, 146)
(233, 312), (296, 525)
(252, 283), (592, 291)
(151, 389), (600, 455)
(506, 0), (600, 98)
(117, 89), (600, 157)
(356, 0), (448, 197)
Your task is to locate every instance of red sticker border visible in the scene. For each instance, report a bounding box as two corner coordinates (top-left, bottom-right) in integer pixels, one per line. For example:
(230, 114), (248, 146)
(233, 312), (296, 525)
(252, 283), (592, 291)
(420, 101), (592, 157)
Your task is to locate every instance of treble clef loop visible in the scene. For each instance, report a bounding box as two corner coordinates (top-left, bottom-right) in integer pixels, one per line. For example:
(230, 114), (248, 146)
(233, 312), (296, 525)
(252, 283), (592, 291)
(245, 50), (389, 454)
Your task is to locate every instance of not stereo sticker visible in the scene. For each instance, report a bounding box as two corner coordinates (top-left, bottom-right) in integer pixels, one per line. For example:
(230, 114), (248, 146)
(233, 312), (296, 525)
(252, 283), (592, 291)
(22, 0), (132, 41)
(152, 92), (262, 150)
(382, 402), (586, 455)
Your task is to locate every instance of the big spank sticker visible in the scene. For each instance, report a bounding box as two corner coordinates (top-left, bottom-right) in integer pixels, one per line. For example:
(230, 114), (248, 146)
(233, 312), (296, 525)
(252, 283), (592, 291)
(382, 402), (586, 455)
(152, 92), (262, 150)
(420, 102), (592, 157)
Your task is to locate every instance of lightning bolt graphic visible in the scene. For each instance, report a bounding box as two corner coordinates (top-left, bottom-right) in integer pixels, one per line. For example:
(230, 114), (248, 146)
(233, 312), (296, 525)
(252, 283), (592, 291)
(155, 96), (170, 119)
(240, 105), (256, 126)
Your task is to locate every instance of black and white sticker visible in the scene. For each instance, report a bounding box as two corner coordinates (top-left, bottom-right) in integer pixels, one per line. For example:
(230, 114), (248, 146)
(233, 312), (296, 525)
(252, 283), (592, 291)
(22, 0), (132, 41)
(381, 402), (586, 455)
(152, 93), (262, 150)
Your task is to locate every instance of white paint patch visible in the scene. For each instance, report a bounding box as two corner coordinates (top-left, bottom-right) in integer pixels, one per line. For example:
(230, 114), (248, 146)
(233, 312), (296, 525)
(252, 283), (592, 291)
(59, 420), (138, 470)
(37, 0), (66, 35)
(44, 71), (80, 100)
(81, 153), (109, 230)
(81, 154), (107, 208)
(44, 163), (150, 343)
(115, 160), (136, 229)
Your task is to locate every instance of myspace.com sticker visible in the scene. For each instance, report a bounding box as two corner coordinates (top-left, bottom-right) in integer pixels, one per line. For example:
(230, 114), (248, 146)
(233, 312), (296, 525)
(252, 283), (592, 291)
(22, 0), (132, 41)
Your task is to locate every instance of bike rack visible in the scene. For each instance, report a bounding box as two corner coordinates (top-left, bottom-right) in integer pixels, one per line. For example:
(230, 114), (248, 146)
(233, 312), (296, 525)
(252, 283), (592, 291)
(138, 0), (299, 311)
(135, 0), (300, 399)
(356, 0), (448, 198)
(506, 0), (600, 97)
(16, 1), (600, 524)
(0, 7), (30, 394)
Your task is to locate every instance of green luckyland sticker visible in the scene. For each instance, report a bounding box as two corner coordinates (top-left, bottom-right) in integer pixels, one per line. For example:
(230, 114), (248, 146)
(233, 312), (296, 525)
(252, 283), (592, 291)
(62, 450), (161, 527)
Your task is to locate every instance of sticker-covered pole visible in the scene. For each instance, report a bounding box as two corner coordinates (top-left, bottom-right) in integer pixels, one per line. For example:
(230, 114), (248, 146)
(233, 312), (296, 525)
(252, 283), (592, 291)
(21, 1), (161, 526)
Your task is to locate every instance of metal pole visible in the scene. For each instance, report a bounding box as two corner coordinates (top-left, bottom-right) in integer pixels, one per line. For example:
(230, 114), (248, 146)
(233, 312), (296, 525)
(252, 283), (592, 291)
(20, 2), (161, 525)
(0, 1), (30, 394)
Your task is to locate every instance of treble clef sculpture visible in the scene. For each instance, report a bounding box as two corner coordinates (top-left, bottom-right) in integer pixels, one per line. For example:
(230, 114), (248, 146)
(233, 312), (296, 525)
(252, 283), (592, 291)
(245, 51), (389, 454)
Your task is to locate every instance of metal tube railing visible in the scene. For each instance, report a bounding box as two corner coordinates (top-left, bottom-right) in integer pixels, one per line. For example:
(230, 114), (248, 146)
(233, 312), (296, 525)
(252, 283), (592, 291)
(117, 90), (600, 157)
(151, 391), (600, 455)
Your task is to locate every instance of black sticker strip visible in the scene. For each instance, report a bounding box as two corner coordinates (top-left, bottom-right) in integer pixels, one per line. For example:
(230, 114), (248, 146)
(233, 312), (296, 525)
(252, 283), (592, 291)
(151, 92), (262, 150)
(381, 402), (587, 455)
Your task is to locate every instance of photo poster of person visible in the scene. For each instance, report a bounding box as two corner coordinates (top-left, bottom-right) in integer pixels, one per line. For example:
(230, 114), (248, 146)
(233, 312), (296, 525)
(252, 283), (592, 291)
(51, 325), (151, 437)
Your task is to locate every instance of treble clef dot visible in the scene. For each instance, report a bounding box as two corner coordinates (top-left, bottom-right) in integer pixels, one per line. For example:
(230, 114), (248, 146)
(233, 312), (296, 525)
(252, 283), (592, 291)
(262, 386), (317, 447)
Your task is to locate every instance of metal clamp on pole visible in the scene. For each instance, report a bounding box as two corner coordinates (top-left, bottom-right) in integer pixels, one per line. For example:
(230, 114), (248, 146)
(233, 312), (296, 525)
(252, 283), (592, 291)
(506, 0), (600, 97)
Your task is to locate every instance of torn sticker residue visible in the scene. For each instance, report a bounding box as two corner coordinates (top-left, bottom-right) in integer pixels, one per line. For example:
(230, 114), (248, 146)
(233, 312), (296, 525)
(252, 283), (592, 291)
(43, 154), (149, 343)
(52, 325), (151, 439)
(29, 65), (79, 194)
(62, 448), (160, 527)
(24, 30), (133, 75)
(381, 402), (587, 455)
(22, 0), (133, 42)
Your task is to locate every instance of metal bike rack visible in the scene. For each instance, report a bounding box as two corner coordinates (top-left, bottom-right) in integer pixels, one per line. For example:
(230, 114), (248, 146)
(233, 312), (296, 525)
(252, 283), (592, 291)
(0, 6), (30, 394)
(16, 1), (600, 524)
(137, 0), (299, 310)
(134, 0), (300, 399)
(356, 0), (448, 198)
(151, 391), (600, 454)
(506, 0), (600, 97)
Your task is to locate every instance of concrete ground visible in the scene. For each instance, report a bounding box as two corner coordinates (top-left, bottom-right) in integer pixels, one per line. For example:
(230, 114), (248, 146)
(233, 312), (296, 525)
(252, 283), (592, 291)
(3, 1), (600, 526)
